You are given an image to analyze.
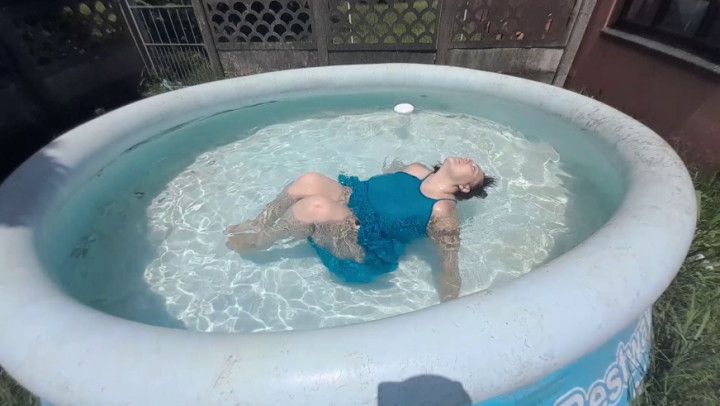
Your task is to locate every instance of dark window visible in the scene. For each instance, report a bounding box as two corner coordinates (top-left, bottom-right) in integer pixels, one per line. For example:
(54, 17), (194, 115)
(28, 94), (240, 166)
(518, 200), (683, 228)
(616, 0), (720, 62)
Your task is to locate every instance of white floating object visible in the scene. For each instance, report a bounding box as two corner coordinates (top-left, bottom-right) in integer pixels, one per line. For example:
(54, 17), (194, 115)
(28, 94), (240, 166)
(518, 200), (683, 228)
(394, 103), (414, 114)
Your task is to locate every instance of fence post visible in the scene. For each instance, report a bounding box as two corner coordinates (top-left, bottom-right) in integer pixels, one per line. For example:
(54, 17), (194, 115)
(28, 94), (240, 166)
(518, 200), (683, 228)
(435, 0), (456, 65)
(553, 0), (597, 86)
(311, 0), (330, 65)
(190, 0), (223, 77)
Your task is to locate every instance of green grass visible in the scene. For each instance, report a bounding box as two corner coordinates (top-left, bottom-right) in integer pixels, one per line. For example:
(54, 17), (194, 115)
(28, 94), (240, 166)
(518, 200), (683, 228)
(0, 369), (37, 406)
(1, 174), (718, 404)
(139, 49), (224, 96)
(635, 172), (720, 405)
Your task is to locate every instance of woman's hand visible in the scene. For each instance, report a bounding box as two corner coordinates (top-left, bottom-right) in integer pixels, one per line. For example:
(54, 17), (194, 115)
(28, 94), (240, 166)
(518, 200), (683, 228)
(382, 158), (408, 174)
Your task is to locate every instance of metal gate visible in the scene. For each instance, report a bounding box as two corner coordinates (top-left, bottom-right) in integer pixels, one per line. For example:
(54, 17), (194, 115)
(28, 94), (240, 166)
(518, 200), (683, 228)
(118, 0), (221, 85)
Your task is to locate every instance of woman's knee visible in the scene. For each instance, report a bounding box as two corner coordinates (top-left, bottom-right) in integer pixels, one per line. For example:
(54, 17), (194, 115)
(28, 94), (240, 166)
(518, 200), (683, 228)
(292, 196), (346, 224)
(288, 172), (328, 199)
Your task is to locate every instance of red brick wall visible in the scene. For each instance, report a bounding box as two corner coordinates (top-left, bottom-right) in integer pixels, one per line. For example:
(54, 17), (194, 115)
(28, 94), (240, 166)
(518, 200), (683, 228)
(565, 0), (720, 171)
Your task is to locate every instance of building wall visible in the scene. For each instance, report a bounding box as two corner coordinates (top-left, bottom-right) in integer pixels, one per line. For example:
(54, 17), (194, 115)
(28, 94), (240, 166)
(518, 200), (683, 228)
(565, 0), (720, 170)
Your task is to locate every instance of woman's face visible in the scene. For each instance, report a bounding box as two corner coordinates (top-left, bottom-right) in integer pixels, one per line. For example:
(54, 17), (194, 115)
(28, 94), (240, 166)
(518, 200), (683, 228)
(443, 157), (485, 188)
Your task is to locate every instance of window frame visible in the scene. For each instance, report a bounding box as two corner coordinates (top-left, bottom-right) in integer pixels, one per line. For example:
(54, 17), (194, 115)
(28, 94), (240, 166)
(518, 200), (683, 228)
(614, 0), (720, 62)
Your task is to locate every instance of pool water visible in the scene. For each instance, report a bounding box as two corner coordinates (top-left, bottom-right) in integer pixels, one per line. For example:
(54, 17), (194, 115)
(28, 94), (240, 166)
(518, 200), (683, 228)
(41, 90), (623, 333)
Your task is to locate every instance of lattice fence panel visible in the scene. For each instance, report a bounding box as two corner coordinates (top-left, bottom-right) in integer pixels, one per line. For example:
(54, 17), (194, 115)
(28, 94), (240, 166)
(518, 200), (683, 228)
(205, 0), (314, 48)
(452, 0), (576, 46)
(328, 0), (440, 49)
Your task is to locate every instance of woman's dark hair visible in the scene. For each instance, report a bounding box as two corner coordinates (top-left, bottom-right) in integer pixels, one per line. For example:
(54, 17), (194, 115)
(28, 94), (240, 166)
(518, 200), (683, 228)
(432, 163), (496, 200)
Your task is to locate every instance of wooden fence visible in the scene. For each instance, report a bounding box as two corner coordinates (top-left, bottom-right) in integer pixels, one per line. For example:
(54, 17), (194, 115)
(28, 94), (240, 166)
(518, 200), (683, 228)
(124, 0), (596, 85)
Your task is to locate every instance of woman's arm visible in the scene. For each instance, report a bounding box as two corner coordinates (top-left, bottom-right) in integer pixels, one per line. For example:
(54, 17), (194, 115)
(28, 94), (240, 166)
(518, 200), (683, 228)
(428, 203), (461, 302)
(382, 159), (432, 178)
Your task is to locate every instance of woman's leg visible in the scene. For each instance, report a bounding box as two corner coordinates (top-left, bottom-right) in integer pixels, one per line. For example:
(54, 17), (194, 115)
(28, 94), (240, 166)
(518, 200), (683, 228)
(287, 172), (348, 202)
(226, 196), (354, 252)
(224, 172), (349, 235)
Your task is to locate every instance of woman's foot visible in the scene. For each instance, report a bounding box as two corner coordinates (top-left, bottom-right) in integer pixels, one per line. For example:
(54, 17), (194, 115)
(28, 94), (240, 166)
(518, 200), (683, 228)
(226, 232), (269, 251)
(224, 221), (258, 235)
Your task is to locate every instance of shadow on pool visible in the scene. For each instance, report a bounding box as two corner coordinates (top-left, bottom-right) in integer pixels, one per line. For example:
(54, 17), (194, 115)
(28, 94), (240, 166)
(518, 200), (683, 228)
(377, 374), (472, 406)
(0, 150), (186, 329)
(0, 150), (68, 226)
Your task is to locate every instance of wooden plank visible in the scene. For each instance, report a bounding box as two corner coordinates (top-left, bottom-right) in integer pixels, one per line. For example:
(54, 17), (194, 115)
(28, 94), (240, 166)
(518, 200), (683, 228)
(310, 0), (330, 65)
(219, 50), (319, 77)
(435, 0), (456, 65)
(216, 41), (317, 51)
(328, 51), (435, 65)
(514, 71), (558, 84)
(446, 48), (563, 81)
(190, 0), (223, 76)
(327, 42), (437, 51)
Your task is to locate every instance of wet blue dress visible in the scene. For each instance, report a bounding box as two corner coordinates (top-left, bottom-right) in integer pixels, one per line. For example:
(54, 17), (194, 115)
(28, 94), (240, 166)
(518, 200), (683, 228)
(309, 172), (444, 283)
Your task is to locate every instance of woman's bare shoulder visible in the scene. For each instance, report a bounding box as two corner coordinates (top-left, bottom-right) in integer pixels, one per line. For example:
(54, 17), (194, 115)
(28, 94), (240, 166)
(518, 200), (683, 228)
(402, 162), (432, 179)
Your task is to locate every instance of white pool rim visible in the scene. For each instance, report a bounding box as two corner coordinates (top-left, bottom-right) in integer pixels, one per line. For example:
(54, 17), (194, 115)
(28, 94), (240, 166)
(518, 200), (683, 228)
(0, 64), (696, 405)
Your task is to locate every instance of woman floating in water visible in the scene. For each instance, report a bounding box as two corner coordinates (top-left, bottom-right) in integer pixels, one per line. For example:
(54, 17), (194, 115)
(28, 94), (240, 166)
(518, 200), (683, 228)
(225, 157), (495, 302)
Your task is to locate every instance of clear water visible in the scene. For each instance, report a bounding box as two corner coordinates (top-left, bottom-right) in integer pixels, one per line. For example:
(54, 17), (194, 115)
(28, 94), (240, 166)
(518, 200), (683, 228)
(41, 90), (624, 333)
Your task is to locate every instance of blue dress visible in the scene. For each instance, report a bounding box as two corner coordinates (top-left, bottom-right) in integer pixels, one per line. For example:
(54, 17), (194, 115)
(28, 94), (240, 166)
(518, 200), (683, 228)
(309, 172), (443, 283)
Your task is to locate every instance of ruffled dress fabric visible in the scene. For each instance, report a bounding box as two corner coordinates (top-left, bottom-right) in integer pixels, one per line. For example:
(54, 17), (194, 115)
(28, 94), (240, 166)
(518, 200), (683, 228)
(309, 173), (434, 283)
